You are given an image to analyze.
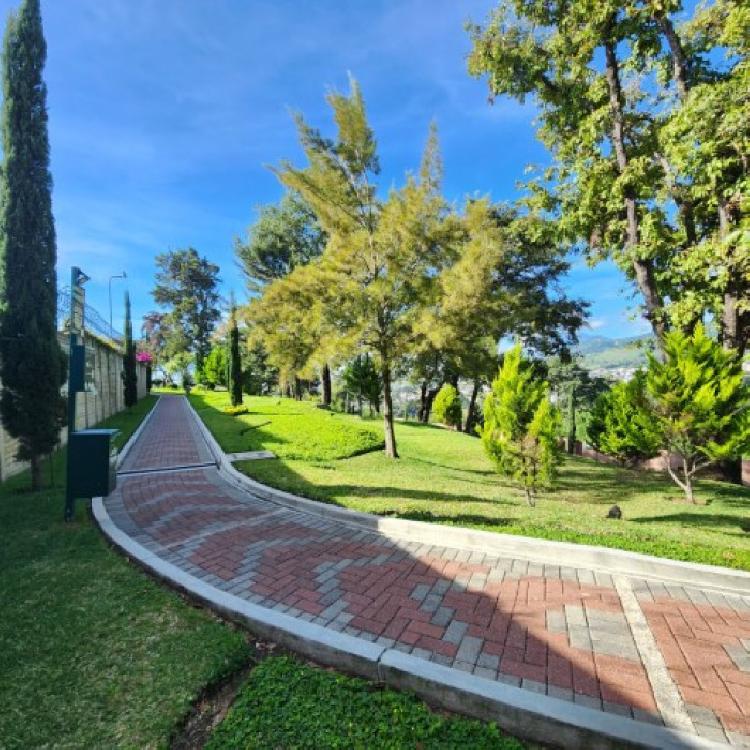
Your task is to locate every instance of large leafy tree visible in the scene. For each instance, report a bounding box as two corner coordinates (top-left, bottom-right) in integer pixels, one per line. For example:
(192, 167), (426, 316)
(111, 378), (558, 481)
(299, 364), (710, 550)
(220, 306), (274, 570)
(236, 191), (326, 294)
(151, 248), (221, 378)
(480, 343), (561, 506)
(467, 0), (749, 354)
(0, 0), (66, 489)
(419, 199), (586, 433)
(273, 80), (454, 458)
(236, 191), (331, 403)
(645, 324), (750, 503)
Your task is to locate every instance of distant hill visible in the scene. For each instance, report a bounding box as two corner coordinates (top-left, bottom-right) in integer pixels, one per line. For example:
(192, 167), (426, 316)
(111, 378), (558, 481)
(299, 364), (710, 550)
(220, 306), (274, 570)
(574, 334), (651, 375)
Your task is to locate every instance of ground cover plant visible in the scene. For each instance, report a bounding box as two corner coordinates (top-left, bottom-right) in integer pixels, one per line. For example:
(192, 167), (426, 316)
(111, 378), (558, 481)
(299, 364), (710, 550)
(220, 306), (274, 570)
(195, 393), (750, 571)
(208, 655), (525, 750)
(189, 388), (383, 460)
(0, 395), (250, 748)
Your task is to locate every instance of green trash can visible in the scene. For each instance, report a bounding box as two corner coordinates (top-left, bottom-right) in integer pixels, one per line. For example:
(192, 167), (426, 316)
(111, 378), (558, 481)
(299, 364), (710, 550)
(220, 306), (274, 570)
(68, 428), (119, 498)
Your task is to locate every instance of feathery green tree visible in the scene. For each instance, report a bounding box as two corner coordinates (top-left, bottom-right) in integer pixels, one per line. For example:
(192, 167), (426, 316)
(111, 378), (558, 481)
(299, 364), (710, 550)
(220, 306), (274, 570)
(122, 292), (137, 407)
(480, 343), (561, 506)
(645, 324), (750, 503)
(275, 80), (454, 457)
(586, 372), (660, 467)
(0, 0), (66, 489)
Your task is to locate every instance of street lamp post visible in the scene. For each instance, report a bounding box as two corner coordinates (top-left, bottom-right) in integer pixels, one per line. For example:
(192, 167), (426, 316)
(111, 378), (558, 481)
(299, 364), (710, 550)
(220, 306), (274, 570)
(108, 271), (127, 334)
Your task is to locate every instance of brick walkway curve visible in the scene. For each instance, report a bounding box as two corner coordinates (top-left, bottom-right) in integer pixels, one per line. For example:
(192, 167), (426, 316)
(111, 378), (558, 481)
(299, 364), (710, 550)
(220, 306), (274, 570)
(105, 396), (750, 747)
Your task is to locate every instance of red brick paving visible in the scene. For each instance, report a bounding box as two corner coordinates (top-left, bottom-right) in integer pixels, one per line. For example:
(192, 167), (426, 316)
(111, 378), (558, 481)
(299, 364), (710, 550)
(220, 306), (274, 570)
(104, 395), (750, 744)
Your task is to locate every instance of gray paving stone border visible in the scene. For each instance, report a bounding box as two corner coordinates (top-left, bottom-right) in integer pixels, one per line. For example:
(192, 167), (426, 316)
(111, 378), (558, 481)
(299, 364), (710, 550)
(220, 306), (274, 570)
(186, 396), (750, 596)
(93, 496), (727, 750)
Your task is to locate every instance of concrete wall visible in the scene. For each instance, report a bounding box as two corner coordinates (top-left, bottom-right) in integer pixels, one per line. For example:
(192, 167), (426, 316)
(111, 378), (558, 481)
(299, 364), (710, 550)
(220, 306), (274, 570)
(0, 331), (148, 480)
(574, 441), (750, 488)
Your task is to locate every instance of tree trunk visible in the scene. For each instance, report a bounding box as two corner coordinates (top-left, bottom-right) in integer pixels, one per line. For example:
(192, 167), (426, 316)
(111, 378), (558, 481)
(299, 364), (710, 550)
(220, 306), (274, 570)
(321, 364), (332, 407)
(464, 378), (481, 435)
(655, 13), (690, 99)
(30, 453), (42, 491)
(423, 387), (439, 424)
(381, 363), (398, 458)
(524, 487), (536, 508)
(293, 376), (302, 401)
(603, 35), (665, 348)
(418, 381), (428, 422)
(567, 387), (576, 454)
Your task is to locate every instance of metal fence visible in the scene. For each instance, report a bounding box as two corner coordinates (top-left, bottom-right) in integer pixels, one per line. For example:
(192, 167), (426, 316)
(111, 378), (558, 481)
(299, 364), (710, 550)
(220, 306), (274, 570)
(57, 288), (123, 344)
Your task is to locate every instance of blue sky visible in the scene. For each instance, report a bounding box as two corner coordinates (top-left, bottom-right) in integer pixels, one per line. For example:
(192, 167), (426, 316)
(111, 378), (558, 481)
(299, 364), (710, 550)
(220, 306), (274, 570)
(4, 0), (648, 339)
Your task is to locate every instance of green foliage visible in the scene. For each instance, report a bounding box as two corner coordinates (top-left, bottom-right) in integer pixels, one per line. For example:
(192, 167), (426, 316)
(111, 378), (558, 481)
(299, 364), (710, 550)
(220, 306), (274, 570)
(433, 383), (462, 428)
(586, 372), (660, 466)
(0, 396), (249, 748)
(645, 324), (750, 502)
(202, 344), (228, 389)
(269, 77), (455, 458)
(208, 656), (523, 750)
(480, 344), (561, 505)
(467, 0), (749, 353)
(228, 307), (243, 407)
(152, 248), (221, 373)
(0, 0), (66, 489)
(190, 390), (383, 461)
(123, 292), (138, 407)
(341, 353), (382, 414)
(242, 340), (277, 395)
(235, 191), (326, 294)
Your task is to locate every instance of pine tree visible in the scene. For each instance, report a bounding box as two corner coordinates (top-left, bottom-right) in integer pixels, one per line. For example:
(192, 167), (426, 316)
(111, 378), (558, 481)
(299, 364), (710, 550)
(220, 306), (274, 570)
(480, 344), (561, 506)
(228, 305), (242, 407)
(645, 324), (750, 503)
(0, 0), (65, 489)
(122, 292), (137, 407)
(586, 373), (660, 467)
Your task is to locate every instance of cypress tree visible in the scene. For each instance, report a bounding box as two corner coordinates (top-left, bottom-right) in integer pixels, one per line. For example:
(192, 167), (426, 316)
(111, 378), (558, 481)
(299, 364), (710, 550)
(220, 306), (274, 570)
(0, 0), (65, 490)
(123, 292), (137, 407)
(228, 306), (242, 407)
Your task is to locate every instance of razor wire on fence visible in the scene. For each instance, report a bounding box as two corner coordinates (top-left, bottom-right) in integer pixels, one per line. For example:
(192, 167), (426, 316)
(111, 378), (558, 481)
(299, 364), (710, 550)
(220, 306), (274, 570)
(57, 288), (123, 343)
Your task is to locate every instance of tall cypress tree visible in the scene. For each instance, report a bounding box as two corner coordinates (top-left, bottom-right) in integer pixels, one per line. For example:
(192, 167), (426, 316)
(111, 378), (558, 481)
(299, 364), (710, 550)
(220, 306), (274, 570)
(0, 0), (65, 490)
(122, 292), (137, 407)
(228, 304), (242, 407)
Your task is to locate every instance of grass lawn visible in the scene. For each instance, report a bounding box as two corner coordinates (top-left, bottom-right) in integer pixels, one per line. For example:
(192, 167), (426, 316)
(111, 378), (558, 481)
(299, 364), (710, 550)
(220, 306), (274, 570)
(194, 393), (750, 572)
(0, 395), (250, 749)
(189, 389), (383, 460)
(208, 655), (525, 749)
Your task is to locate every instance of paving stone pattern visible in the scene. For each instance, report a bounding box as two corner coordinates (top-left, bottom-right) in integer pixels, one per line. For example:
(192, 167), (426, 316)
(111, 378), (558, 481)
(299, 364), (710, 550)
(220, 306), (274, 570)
(106, 396), (750, 746)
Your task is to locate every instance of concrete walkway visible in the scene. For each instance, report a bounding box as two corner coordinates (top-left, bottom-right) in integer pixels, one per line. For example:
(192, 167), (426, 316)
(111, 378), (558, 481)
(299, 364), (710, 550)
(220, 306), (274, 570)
(101, 395), (750, 748)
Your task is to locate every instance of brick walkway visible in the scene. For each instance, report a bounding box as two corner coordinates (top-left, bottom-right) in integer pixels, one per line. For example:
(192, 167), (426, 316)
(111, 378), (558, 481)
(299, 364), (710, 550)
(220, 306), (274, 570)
(107, 396), (750, 747)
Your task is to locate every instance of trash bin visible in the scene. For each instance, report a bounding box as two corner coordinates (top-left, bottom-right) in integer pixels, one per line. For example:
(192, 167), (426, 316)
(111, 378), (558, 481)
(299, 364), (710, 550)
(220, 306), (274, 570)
(68, 428), (119, 498)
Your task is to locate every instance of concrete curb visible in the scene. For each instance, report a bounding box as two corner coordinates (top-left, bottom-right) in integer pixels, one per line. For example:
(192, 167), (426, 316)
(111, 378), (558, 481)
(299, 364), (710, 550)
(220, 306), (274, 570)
(116, 394), (161, 470)
(188, 397), (750, 596)
(92, 496), (726, 750)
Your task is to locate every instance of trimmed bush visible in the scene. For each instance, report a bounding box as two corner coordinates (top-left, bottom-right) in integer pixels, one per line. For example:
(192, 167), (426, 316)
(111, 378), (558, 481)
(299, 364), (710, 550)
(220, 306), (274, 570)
(433, 383), (462, 429)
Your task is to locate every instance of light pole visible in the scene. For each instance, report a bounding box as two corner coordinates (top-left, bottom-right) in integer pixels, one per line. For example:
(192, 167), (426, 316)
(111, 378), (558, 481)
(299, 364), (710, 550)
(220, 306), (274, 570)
(108, 271), (127, 334)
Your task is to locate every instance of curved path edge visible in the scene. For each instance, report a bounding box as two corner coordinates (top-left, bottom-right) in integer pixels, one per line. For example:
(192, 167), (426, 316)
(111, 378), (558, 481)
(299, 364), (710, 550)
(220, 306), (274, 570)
(92, 495), (724, 750)
(189, 398), (750, 596)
